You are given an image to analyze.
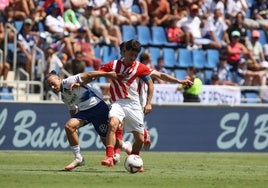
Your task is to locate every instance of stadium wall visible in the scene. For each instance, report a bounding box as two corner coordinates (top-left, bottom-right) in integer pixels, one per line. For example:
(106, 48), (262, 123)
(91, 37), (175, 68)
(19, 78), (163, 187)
(1, 102), (268, 152)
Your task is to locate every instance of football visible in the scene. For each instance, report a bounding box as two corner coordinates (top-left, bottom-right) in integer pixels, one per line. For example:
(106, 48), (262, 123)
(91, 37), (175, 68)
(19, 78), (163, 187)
(124, 154), (143, 173)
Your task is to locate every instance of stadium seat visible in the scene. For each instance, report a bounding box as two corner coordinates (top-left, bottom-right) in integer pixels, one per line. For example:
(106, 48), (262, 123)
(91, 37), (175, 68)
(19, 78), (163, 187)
(174, 69), (187, 80)
(206, 49), (219, 69)
(93, 44), (102, 59)
(15, 21), (23, 31)
(150, 26), (178, 47)
(204, 69), (213, 84)
(162, 48), (178, 69)
(243, 91), (261, 103)
(192, 49), (206, 69)
(136, 25), (152, 46)
(177, 48), (193, 68)
(0, 87), (14, 100)
(102, 45), (118, 63)
(148, 47), (162, 66)
(121, 25), (136, 41)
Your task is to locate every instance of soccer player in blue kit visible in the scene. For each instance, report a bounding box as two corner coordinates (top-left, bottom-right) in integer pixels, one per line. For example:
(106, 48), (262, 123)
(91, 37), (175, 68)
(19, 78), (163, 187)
(45, 70), (132, 171)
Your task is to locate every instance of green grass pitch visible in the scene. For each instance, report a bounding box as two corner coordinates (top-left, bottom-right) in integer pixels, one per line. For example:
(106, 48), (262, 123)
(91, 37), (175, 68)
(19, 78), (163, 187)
(0, 151), (268, 188)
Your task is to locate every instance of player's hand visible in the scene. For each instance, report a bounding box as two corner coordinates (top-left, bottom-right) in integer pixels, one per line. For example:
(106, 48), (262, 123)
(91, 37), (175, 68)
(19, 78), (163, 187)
(70, 83), (81, 91)
(179, 79), (193, 87)
(144, 104), (152, 115)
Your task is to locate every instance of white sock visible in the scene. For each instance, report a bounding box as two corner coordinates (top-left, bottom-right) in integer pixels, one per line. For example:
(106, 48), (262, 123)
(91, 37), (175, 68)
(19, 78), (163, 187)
(121, 141), (129, 151)
(71, 145), (82, 161)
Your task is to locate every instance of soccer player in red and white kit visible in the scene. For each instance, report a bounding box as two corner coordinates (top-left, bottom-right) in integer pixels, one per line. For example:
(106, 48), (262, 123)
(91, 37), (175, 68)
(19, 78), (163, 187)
(99, 39), (154, 167)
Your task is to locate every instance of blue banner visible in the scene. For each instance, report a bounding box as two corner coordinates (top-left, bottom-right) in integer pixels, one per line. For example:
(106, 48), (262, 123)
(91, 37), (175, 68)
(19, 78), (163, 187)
(0, 102), (268, 152)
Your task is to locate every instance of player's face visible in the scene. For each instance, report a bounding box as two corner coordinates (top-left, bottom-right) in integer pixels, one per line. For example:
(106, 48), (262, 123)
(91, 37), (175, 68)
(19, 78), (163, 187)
(46, 75), (61, 93)
(124, 50), (139, 65)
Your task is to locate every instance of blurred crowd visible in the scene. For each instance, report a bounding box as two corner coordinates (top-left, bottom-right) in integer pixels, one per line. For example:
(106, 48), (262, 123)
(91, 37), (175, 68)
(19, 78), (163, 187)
(0, 0), (268, 100)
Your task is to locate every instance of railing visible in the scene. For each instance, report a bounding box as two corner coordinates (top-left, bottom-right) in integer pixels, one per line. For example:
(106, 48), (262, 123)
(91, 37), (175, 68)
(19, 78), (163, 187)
(0, 80), (44, 101)
(4, 23), (17, 80)
(32, 45), (46, 82)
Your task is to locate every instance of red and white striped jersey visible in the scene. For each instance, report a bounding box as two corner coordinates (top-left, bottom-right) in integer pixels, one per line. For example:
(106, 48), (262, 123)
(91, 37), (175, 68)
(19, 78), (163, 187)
(99, 59), (152, 103)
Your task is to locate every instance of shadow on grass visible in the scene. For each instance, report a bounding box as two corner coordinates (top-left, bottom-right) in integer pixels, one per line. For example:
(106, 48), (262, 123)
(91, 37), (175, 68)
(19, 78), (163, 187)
(20, 168), (127, 174)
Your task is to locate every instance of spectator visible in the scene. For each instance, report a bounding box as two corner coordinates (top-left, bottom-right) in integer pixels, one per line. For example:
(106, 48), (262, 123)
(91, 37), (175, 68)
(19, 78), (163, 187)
(202, 0), (225, 19)
(10, 0), (35, 20)
(226, 30), (257, 72)
(43, 0), (64, 15)
(2, 6), (16, 43)
(0, 12), (5, 48)
(167, 18), (194, 47)
(96, 6), (122, 47)
(232, 58), (264, 86)
(6, 18), (40, 78)
(202, 7), (229, 50)
(77, 4), (108, 44)
(227, 12), (248, 45)
(110, 0), (149, 26)
(225, 0), (259, 30)
(139, 52), (155, 70)
(44, 3), (75, 59)
(210, 74), (221, 85)
(72, 26), (102, 70)
(250, 0), (268, 30)
(168, 0), (188, 21)
(147, 0), (171, 26)
(246, 30), (268, 71)
(0, 0), (9, 11)
(177, 4), (213, 50)
(212, 55), (237, 86)
(177, 66), (203, 102)
(154, 56), (170, 84)
(63, 8), (81, 33)
(0, 62), (10, 85)
(44, 46), (68, 76)
(64, 51), (86, 75)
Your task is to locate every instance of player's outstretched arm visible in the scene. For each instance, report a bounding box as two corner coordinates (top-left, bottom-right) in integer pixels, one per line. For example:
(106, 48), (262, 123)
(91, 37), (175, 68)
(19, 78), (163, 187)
(151, 70), (193, 87)
(80, 71), (117, 83)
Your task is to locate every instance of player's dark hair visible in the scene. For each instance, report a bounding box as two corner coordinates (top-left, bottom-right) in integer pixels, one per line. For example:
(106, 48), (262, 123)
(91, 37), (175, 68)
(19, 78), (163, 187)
(45, 70), (58, 80)
(119, 42), (126, 51)
(125, 39), (141, 53)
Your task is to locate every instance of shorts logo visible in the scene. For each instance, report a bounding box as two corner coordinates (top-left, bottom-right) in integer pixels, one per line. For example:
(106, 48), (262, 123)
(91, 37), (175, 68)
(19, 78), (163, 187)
(99, 124), (108, 133)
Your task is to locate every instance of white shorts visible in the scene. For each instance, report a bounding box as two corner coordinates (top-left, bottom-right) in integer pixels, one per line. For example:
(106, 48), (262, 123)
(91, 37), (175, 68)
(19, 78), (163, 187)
(109, 100), (144, 134)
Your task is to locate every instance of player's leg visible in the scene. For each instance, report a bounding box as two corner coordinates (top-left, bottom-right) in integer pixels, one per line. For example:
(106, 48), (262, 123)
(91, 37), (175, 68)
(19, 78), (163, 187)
(101, 116), (121, 167)
(144, 129), (151, 150)
(64, 118), (85, 171)
(131, 131), (144, 155)
(101, 103), (125, 167)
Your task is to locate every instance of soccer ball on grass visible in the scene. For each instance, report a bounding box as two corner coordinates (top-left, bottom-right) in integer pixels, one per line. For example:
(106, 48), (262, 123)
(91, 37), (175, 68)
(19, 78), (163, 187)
(124, 154), (143, 173)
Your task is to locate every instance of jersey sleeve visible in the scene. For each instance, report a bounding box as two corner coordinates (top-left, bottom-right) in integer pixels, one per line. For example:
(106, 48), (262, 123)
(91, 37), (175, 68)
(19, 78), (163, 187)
(98, 61), (114, 72)
(138, 63), (153, 77)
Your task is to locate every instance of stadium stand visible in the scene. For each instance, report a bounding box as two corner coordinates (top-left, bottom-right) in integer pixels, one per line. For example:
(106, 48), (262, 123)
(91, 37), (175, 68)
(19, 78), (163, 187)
(0, 0), (267, 104)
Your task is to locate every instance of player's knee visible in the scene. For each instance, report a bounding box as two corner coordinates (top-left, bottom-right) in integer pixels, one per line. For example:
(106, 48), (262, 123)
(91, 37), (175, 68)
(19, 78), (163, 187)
(65, 123), (74, 133)
(108, 120), (120, 132)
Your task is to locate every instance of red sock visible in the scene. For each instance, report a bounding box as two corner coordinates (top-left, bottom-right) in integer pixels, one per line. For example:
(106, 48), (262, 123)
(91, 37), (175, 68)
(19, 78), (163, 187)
(114, 128), (123, 154)
(106, 145), (114, 157)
